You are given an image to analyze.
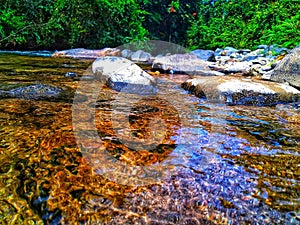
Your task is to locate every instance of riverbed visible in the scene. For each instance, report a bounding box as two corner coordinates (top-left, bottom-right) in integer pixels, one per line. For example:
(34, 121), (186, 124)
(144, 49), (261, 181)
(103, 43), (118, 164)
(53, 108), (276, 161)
(0, 53), (299, 224)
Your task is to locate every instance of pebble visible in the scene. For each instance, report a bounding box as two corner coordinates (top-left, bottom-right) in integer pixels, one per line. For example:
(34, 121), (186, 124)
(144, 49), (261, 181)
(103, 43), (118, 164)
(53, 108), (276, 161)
(65, 72), (78, 78)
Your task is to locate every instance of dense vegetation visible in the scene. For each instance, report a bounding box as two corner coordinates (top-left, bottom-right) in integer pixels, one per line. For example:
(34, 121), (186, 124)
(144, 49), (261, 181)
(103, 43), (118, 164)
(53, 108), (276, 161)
(188, 0), (300, 49)
(0, 0), (299, 50)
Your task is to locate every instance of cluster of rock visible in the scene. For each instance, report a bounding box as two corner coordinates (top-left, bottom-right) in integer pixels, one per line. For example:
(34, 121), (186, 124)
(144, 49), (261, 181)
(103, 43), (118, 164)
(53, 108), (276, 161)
(182, 45), (300, 106)
(119, 45), (288, 76)
(199, 45), (289, 76)
(53, 45), (300, 106)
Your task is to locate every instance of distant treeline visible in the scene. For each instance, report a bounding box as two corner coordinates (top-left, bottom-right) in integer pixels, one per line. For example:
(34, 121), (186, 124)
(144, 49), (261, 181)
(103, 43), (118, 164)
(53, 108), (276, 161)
(0, 0), (299, 50)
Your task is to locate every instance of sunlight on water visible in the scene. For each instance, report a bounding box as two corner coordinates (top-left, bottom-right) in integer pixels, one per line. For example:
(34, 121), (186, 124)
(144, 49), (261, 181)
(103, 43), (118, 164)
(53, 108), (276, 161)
(0, 54), (299, 224)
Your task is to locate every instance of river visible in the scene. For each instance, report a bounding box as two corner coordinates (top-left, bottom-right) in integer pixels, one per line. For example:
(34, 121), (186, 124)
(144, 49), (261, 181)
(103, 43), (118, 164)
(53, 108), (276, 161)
(0, 53), (299, 224)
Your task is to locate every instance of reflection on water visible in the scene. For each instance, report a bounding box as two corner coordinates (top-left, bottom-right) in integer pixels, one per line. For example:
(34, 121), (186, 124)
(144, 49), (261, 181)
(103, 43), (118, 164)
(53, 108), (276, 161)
(0, 54), (299, 224)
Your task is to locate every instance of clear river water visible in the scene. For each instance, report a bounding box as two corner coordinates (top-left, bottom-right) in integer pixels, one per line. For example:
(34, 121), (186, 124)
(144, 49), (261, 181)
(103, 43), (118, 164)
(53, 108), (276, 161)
(0, 53), (299, 224)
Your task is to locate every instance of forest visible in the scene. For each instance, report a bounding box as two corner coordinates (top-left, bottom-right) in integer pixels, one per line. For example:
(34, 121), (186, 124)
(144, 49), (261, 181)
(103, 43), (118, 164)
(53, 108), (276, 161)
(0, 0), (299, 50)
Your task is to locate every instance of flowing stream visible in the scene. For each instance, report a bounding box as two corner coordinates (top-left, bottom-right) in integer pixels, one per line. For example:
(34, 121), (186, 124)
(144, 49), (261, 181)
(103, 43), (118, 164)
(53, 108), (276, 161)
(0, 53), (299, 224)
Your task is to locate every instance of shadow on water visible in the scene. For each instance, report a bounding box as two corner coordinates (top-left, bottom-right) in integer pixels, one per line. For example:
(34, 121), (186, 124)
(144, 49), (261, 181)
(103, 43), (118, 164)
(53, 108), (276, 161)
(0, 54), (299, 224)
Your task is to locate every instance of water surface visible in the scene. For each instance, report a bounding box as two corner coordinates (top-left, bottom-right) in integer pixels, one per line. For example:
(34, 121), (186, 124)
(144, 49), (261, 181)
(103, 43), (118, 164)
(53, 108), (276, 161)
(0, 54), (299, 224)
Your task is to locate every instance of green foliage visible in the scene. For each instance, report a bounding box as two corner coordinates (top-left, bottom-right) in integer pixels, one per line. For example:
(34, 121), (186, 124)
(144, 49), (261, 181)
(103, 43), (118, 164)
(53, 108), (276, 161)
(0, 0), (148, 50)
(0, 8), (28, 46)
(0, 0), (299, 50)
(141, 0), (198, 45)
(260, 5), (300, 49)
(187, 0), (300, 50)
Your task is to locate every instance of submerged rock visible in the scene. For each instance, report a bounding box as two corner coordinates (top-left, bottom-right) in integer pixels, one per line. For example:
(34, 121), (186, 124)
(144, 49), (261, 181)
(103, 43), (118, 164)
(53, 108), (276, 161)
(92, 56), (157, 95)
(65, 72), (78, 78)
(52, 48), (121, 59)
(182, 76), (300, 106)
(0, 84), (63, 100)
(265, 45), (300, 89)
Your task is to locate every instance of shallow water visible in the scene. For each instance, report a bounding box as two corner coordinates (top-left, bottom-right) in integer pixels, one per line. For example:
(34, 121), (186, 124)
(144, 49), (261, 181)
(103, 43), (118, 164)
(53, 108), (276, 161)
(0, 54), (299, 224)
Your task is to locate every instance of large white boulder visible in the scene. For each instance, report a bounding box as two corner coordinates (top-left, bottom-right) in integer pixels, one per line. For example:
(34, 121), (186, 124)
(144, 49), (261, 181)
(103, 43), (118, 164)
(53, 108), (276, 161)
(92, 56), (157, 95)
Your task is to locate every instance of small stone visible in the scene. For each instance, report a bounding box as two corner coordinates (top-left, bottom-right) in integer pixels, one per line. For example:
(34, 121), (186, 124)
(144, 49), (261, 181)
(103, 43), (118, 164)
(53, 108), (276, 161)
(229, 52), (243, 60)
(260, 66), (273, 72)
(155, 54), (164, 58)
(223, 47), (238, 56)
(237, 49), (252, 55)
(214, 48), (223, 56)
(65, 72), (78, 78)
(244, 55), (259, 62)
(121, 49), (133, 58)
(256, 45), (269, 50)
(224, 47), (237, 52)
(251, 58), (268, 65)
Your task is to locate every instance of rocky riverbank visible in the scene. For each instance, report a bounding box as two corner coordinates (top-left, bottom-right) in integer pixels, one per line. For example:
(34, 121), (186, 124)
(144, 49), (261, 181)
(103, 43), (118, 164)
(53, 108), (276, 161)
(2, 44), (299, 107)
(67, 44), (299, 106)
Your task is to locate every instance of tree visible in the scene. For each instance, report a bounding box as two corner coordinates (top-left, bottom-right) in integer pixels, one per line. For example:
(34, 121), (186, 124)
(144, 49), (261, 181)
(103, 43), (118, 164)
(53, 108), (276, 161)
(0, 0), (149, 50)
(187, 0), (300, 50)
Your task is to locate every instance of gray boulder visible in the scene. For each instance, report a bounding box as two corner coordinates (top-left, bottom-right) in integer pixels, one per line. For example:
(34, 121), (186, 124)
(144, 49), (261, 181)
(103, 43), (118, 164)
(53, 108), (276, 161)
(92, 57), (157, 95)
(182, 76), (300, 106)
(190, 49), (216, 62)
(131, 50), (152, 62)
(152, 54), (223, 75)
(224, 61), (252, 73)
(266, 46), (300, 89)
